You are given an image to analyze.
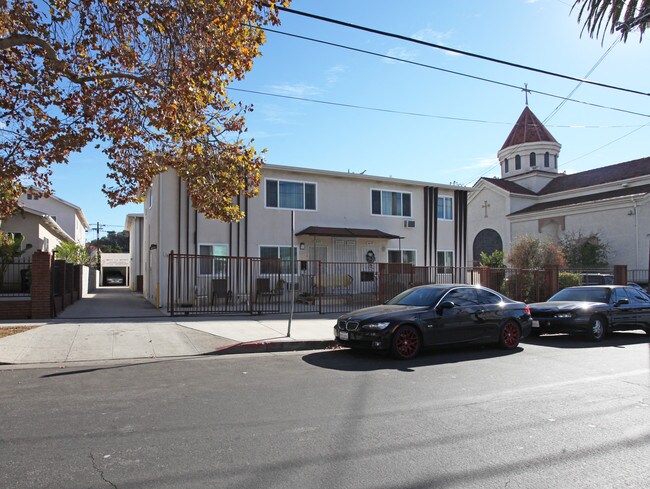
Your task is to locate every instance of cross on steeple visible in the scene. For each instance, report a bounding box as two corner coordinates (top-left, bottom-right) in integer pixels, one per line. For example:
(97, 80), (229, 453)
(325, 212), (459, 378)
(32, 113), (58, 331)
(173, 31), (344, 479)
(522, 83), (530, 106)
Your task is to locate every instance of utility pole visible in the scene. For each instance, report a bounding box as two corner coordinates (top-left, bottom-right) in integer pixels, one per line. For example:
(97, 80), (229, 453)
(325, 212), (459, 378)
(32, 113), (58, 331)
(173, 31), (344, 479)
(90, 221), (105, 243)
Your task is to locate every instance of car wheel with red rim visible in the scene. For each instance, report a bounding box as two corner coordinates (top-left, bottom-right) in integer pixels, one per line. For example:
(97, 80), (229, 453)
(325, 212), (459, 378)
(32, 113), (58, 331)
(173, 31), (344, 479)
(499, 320), (521, 349)
(391, 325), (421, 360)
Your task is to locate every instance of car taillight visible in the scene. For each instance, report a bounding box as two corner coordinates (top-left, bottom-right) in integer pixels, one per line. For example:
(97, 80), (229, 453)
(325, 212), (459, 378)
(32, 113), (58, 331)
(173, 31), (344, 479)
(525, 306), (531, 315)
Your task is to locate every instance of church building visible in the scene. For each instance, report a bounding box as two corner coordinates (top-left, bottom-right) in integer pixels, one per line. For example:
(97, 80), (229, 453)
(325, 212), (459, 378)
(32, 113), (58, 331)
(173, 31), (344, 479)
(467, 105), (650, 274)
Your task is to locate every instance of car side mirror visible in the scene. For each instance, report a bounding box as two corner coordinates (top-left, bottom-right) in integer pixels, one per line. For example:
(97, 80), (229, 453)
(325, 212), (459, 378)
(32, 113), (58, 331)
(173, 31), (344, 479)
(436, 301), (455, 314)
(615, 298), (630, 306)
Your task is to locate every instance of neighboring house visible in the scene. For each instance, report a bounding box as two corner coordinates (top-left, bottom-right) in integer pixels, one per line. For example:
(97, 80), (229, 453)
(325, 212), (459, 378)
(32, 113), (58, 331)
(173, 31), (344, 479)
(0, 206), (75, 258)
(124, 213), (144, 291)
(17, 188), (89, 245)
(143, 165), (471, 308)
(468, 105), (650, 272)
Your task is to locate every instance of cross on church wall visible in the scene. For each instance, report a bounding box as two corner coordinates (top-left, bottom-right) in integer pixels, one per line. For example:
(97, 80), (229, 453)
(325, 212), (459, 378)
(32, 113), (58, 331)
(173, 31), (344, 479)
(482, 200), (490, 218)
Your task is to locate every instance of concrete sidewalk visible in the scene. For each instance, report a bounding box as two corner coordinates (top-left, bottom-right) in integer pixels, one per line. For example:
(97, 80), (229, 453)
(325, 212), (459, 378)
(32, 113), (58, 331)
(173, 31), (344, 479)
(0, 287), (339, 366)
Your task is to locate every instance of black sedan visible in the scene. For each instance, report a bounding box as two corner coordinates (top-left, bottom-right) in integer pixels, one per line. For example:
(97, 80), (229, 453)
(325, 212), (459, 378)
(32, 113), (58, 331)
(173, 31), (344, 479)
(334, 284), (532, 360)
(528, 285), (650, 341)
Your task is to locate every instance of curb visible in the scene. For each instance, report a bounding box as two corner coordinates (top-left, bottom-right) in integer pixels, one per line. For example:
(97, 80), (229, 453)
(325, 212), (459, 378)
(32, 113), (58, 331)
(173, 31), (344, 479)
(209, 339), (337, 355)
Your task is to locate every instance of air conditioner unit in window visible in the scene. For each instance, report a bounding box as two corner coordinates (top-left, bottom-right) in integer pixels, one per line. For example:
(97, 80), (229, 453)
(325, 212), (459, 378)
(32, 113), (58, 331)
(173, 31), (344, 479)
(404, 220), (416, 228)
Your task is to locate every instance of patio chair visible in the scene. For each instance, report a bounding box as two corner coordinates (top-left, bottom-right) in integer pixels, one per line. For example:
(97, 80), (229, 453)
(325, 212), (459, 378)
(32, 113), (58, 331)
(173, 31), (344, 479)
(255, 278), (285, 303)
(211, 278), (232, 305)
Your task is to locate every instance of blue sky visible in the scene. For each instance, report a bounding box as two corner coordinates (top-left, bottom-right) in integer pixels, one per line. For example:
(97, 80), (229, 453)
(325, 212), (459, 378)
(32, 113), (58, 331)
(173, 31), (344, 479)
(51, 0), (650, 238)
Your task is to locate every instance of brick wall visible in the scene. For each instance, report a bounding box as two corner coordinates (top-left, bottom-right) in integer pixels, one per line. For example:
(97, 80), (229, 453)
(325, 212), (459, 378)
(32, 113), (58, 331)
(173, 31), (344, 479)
(31, 251), (53, 319)
(0, 299), (31, 320)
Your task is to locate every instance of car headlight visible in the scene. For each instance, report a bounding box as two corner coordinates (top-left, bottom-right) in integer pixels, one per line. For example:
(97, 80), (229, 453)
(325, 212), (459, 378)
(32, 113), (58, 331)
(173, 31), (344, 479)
(555, 312), (573, 318)
(362, 322), (390, 330)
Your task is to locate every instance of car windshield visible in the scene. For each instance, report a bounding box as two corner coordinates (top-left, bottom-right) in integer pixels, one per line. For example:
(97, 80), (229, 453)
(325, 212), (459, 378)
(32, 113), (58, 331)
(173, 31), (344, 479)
(548, 287), (610, 303)
(386, 287), (446, 307)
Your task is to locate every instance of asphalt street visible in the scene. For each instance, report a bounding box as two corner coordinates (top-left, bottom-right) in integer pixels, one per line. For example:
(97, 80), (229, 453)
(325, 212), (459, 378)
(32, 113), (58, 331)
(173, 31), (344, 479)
(1, 333), (648, 489)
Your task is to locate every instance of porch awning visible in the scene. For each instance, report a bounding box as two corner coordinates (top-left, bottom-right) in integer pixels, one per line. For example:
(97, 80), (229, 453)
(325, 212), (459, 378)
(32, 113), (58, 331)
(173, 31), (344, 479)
(295, 226), (401, 240)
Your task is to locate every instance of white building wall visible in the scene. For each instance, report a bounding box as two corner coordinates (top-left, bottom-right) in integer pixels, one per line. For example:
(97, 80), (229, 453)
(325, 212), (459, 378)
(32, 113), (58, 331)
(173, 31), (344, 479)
(144, 167), (469, 309)
(18, 194), (87, 243)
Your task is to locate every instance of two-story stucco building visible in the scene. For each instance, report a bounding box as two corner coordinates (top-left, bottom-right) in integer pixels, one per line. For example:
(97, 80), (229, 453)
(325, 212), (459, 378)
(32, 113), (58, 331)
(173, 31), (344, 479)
(1, 189), (88, 257)
(143, 165), (471, 308)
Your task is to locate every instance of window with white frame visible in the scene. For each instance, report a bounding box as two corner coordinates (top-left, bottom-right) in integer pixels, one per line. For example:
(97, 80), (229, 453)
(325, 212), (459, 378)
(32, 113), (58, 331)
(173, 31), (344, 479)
(371, 189), (412, 217)
(198, 244), (228, 276)
(260, 245), (297, 275)
(437, 196), (453, 220)
(437, 250), (454, 273)
(388, 249), (416, 265)
(265, 179), (316, 210)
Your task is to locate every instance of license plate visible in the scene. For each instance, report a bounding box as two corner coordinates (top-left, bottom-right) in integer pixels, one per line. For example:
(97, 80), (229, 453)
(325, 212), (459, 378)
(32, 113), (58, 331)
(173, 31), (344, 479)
(532, 320), (540, 328)
(339, 331), (349, 340)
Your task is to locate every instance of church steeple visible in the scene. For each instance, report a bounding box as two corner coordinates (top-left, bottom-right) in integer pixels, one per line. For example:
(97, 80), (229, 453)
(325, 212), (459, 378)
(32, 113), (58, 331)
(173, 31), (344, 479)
(498, 106), (561, 180)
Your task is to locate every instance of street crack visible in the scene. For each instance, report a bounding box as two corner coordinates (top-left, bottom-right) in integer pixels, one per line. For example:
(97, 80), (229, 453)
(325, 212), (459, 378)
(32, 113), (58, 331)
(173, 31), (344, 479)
(89, 452), (118, 489)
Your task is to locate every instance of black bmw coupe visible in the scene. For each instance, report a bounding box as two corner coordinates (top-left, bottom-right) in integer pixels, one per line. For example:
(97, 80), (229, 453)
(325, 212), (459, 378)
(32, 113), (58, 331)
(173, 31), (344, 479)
(334, 284), (532, 360)
(528, 285), (650, 341)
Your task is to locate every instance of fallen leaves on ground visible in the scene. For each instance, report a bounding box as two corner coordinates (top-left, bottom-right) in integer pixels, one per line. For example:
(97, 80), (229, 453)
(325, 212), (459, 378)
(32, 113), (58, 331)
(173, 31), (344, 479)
(0, 326), (35, 339)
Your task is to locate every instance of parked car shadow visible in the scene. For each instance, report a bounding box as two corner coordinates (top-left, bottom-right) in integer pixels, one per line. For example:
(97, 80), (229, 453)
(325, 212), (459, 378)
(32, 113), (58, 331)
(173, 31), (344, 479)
(522, 331), (649, 349)
(302, 344), (523, 372)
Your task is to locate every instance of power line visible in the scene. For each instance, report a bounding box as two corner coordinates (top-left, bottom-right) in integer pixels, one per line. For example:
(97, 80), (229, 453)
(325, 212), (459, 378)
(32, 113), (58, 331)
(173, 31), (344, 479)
(560, 123), (650, 167)
(471, 37), (624, 183)
(231, 87), (510, 125)
(274, 5), (650, 98)
(231, 86), (644, 129)
(258, 26), (650, 119)
(544, 38), (621, 124)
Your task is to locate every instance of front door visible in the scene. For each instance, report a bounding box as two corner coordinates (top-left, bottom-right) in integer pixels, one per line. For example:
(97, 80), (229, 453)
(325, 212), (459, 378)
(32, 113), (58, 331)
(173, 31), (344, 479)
(432, 287), (485, 344)
(333, 239), (356, 263)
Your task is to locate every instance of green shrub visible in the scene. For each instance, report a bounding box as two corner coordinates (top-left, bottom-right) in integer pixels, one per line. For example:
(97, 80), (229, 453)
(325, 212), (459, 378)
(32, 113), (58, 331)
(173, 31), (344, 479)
(559, 272), (581, 290)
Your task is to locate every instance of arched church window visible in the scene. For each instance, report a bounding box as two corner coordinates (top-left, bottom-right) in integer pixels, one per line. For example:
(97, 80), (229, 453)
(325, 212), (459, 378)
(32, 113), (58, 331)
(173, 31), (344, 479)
(530, 152), (536, 167)
(504, 158), (509, 173)
(554, 154), (558, 168)
(515, 155), (521, 170)
(544, 152), (550, 167)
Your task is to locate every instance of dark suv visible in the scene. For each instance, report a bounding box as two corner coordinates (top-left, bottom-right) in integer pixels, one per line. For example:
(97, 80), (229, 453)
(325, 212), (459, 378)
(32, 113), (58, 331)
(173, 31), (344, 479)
(580, 273), (614, 285)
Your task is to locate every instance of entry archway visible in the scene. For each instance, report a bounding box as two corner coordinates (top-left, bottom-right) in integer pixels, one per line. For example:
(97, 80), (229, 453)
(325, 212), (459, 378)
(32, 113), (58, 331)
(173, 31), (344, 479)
(473, 229), (503, 263)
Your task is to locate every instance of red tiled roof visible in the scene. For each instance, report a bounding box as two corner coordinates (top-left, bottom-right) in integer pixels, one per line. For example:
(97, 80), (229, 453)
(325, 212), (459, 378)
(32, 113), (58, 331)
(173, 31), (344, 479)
(509, 184), (650, 216)
(500, 106), (558, 150)
(540, 156), (650, 195)
(296, 226), (401, 239)
(481, 177), (537, 195)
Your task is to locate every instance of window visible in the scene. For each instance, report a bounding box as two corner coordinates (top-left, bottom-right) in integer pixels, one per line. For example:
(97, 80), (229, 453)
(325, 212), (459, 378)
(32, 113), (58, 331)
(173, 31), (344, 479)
(437, 196), (453, 220)
(515, 155), (521, 170)
(199, 244), (228, 276)
(478, 288), (503, 305)
(265, 179), (316, 210)
(544, 152), (550, 167)
(612, 287), (630, 304)
(504, 158), (509, 173)
(444, 287), (479, 307)
(554, 155), (558, 168)
(371, 189), (412, 217)
(437, 250), (453, 273)
(260, 245), (297, 275)
(388, 249), (416, 264)
(530, 152), (536, 167)
(626, 287), (650, 305)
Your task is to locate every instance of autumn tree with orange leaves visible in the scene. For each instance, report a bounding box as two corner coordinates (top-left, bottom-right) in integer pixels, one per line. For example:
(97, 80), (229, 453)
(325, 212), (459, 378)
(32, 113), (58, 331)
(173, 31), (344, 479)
(0, 0), (289, 220)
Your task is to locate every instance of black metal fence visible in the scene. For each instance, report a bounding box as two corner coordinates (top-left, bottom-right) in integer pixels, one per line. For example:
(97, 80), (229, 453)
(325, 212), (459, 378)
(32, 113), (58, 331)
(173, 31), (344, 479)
(0, 258), (31, 296)
(628, 269), (649, 286)
(167, 253), (553, 316)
